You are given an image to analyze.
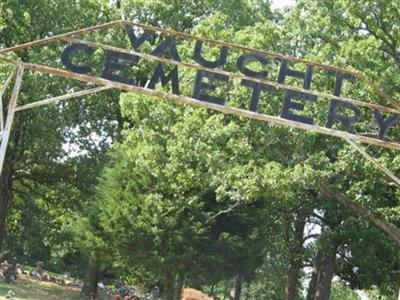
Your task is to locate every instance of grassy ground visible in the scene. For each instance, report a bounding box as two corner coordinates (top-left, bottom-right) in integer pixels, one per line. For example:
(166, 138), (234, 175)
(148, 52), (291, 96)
(0, 276), (81, 300)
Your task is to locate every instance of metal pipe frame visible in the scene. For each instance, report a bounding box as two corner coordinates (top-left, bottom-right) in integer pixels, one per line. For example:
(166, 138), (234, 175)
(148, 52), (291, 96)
(0, 20), (399, 247)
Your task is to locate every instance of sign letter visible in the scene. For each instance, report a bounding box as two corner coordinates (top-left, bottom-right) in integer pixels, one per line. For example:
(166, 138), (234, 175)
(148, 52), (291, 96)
(278, 60), (313, 90)
(125, 25), (153, 50)
(237, 53), (269, 79)
(194, 41), (228, 68)
(102, 50), (138, 85)
(281, 91), (317, 124)
(61, 43), (95, 74)
(326, 101), (361, 134)
(373, 111), (400, 139)
(241, 80), (274, 112)
(192, 70), (229, 105)
(148, 64), (180, 95)
(151, 37), (181, 62)
(325, 71), (355, 97)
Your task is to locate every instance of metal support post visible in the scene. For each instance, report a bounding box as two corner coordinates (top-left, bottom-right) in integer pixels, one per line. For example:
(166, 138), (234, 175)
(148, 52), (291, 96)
(0, 64), (24, 177)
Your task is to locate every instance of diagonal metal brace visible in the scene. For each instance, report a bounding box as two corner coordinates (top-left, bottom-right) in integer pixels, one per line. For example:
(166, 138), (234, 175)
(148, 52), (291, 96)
(344, 137), (400, 188)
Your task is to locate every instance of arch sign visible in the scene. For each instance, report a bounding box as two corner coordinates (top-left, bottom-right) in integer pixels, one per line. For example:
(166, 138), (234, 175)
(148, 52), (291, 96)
(0, 20), (400, 182)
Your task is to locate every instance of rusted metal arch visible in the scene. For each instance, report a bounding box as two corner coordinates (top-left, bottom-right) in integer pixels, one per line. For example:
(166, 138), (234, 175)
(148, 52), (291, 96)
(63, 37), (400, 115)
(0, 57), (399, 151)
(0, 19), (400, 186)
(0, 20), (400, 246)
(0, 19), (398, 110)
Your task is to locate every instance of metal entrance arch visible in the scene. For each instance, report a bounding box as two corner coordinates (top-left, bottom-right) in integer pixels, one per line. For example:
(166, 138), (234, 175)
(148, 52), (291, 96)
(1, 20), (400, 178)
(1, 20), (400, 244)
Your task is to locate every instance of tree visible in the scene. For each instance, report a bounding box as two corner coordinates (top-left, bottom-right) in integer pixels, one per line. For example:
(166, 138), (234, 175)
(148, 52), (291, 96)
(280, 1), (400, 297)
(0, 0), (123, 250)
(77, 92), (283, 298)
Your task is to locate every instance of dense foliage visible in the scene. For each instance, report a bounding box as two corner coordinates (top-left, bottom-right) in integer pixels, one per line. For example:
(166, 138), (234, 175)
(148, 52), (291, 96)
(0, 1), (399, 299)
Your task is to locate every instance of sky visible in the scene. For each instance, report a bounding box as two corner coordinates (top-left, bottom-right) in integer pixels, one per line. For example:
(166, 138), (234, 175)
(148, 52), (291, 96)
(270, 0), (296, 10)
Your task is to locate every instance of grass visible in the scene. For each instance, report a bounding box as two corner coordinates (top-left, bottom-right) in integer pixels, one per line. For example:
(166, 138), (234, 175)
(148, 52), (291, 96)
(0, 276), (81, 300)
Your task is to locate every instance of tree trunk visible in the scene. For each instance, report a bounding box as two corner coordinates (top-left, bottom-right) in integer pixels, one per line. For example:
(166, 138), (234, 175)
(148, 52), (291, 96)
(284, 217), (306, 300)
(0, 164), (13, 249)
(313, 241), (338, 300)
(285, 256), (303, 300)
(173, 274), (183, 300)
(306, 249), (324, 300)
(0, 126), (21, 249)
(229, 275), (242, 300)
(306, 209), (341, 300)
(306, 243), (338, 300)
(306, 267), (319, 300)
(81, 261), (100, 299)
(163, 272), (174, 300)
(306, 201), (343, 300)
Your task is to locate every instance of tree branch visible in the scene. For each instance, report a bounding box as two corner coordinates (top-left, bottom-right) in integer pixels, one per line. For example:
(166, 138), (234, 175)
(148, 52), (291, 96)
(320, 184), (400, 247)
(205, 202), (241, 224)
